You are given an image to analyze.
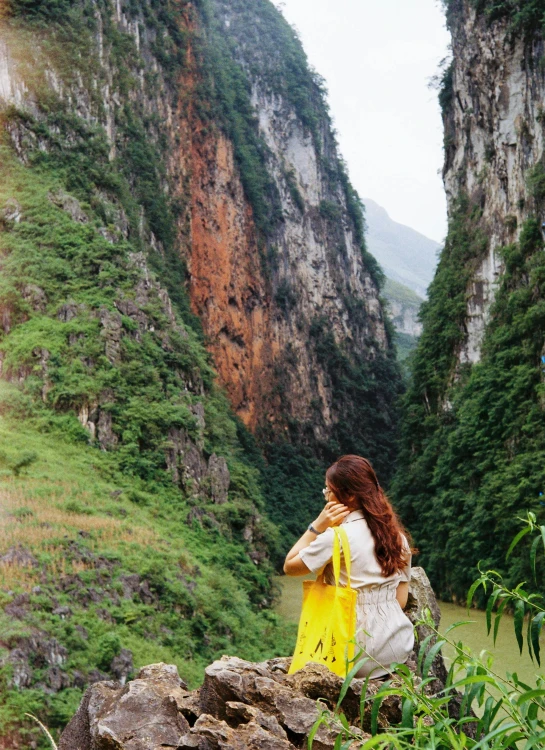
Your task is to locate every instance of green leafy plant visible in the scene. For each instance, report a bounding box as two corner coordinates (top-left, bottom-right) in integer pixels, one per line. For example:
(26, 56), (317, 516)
(527, 163), (545, 201)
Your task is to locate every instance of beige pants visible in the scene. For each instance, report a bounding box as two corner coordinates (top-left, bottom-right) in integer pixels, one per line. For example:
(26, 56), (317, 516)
(353, 584), (414, 678)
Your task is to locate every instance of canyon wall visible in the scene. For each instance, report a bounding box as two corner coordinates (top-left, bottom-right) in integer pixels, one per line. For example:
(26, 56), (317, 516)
(443, 0), (545, 364)
(393, 0), (545, 599)
(182, 0), (395, 449)
(0, 0), (399, 463)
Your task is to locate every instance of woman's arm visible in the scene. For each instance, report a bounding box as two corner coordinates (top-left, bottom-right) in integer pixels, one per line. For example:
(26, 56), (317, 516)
(396, 581), (409, 609)
(283, 501), (350, 576)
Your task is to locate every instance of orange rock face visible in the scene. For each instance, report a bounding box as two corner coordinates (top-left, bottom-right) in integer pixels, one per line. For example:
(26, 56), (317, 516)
(188, 125), (278, 429)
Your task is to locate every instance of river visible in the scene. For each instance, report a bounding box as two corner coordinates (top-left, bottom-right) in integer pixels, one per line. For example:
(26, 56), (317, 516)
(274, 575), (544, 687)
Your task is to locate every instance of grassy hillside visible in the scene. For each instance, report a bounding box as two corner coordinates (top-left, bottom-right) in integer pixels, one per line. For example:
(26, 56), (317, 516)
(0, 382), (295, 747)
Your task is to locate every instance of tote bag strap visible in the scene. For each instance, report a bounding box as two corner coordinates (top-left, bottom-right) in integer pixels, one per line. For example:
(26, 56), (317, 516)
(332, 527), (352, 589)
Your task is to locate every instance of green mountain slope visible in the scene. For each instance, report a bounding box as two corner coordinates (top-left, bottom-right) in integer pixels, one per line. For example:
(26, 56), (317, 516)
(0, 386), (293, 745)
(363, 198), (440, 298)
(0, 137), (293, 745)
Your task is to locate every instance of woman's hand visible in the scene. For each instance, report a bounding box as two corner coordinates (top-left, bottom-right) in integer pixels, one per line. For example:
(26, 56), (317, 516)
(312, 500), (351, 533)
(283, 499), (351, 576)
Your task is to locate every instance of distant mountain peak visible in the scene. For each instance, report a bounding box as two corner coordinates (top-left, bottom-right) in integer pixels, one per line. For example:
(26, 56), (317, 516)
(362, 198), (441, 298)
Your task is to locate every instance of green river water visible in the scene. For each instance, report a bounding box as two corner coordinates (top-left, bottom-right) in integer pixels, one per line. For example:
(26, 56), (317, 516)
(274, 575), (544, 687)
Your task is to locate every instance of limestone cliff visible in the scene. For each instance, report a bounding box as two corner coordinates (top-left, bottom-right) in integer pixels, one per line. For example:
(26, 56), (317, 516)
(442, 0), (545, 364)
(183, 0), (397, 451)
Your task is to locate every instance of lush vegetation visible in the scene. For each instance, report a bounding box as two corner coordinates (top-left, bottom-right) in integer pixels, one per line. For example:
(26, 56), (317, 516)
(392, 205), (545, 601)
(310, 514), (545, 749)
(443, 0), (545, 34)
(0, 395), (294, 748)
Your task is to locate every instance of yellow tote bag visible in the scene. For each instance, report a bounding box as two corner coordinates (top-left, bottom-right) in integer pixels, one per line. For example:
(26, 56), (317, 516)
(288, 527), (357, 677)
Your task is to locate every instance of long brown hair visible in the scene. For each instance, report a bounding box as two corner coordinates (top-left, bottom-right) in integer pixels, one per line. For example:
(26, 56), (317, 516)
(326, 455), (410, 577)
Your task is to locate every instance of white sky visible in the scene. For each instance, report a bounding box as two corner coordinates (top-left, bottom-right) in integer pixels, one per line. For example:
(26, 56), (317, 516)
(275, 0), (451, 243)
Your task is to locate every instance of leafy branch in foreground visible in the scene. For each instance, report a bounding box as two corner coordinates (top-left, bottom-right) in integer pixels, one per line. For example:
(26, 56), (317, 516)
(468, 512), (545, 665)
(309, 513), (545, 749)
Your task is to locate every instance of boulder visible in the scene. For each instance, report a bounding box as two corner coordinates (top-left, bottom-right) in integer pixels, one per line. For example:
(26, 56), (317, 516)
(406, 567), (448, 688)
(59, 663), (190, 750)
(59, 657), (373, 749)
(0, 545), (38, 568)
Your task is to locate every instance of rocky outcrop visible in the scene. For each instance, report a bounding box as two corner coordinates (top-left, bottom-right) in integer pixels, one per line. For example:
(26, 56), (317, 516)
(58, 567), (447, 749)
(59, 658), (386, 749)
(443, 1), (545, 363)
(383, 280), (424, 339)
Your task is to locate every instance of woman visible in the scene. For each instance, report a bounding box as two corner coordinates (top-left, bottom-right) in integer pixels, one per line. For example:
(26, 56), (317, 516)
(284, 454), (414, 678)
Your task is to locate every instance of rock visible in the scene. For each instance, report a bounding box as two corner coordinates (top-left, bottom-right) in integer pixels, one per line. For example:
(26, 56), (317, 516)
(0, 198), (22, 224)
(0, 545), (38, 567)
(3, 649), (33, 689)
(167, 427), (208, 491)
(52, 605), (72, 619)
(110, 648), (134, 685)
(207, 454), (230, 504)
(59, 664), (190, 750)
(407, 567), (441, 632)
(48, 190), (88, 223)
(97, 405), (118, 449)
(47, 665), (71, 692)
(0, 631), (68, 690)
(59, 571), (448, 749)
(225, 702), (289, 739)
(99, 307), (123, 364)
(57, 302), (81, 322)
(185, 714), (295, 749)
(98, 226), (117, 243)
(4, 592), (30, 620)
(406, 567), (447, 688)
(58, 655), (403, 748)
(119, 574), (156, 604)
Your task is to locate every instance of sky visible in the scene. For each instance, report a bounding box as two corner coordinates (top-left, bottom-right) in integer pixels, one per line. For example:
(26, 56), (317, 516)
(274, 0), (451, 243)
